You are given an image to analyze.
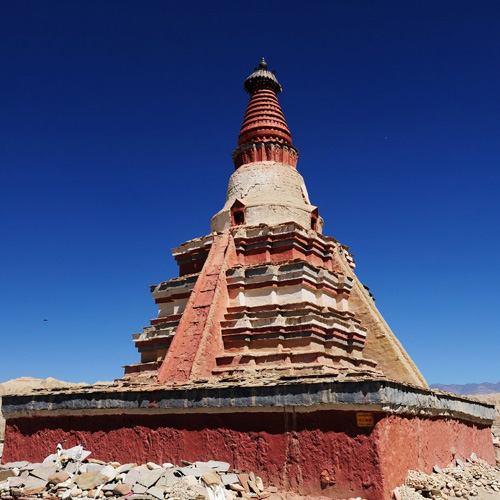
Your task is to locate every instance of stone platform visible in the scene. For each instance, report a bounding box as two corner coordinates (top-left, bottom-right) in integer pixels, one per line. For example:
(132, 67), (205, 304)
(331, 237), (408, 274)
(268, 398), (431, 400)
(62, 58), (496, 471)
(1, 378), (495, 500)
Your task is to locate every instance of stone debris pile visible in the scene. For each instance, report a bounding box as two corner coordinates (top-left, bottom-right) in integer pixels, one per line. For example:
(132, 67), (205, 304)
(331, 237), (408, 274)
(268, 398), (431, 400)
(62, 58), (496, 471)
(0, 447), (274, 500)
(493, 436), (500, 464)
(393, 454), (500, 499)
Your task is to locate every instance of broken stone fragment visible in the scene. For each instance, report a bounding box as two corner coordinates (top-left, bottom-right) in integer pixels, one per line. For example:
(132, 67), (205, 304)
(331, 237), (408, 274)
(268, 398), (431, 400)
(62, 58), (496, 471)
(229, 483), (245, 492)
(220, 473), (239, 486)
(31, 465), (57, 481)
(255, 477), (264, 492)
(23, 476), (49, 496)
(195, 461), (231, 473)
(113, 483), (132, 496)
(201, 472), (221, 486)
(247, 479), (259, 495)
(100, 465), (118, 481)
(23, 476), (48, 491)
(157, 469), (181, 488)
(23, 462), (43, 471)
(75, 472), (107, 490)
(146, 485), (166, 499)
(86, 458), (104, 465)
(25, 485), (48, 496)
(124, 468), (144, 486)
(237, 474), (250, 493)
(137, 468), (166, 488)
(86, 464), (105, 473)
(178, 466), (210, 478)
(179, 476), (199, 488)
(8, 476), (26, 488)
(146, 462), (161, 470)
(64, 462), (79, 475)
(132, 483), (148, 494)
(114, 463), (136, 475)
(2, 462), (29, 469)
(0, 470), (16, 482)
(48, 471), (70, 485)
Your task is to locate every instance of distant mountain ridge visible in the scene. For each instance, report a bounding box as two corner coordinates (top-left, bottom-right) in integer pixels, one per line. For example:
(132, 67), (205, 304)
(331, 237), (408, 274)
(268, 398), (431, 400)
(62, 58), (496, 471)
(430, 381), (500, 395)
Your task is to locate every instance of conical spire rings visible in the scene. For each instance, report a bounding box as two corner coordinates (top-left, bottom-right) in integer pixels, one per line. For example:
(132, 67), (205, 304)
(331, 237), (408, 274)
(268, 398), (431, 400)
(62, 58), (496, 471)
(232, 59), (298, 169)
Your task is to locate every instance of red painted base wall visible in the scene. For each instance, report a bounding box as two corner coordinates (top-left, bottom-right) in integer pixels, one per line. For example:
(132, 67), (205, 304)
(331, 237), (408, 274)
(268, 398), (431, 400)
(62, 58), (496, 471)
(2, 411), (494, 500)
(376, 415), (495, 497)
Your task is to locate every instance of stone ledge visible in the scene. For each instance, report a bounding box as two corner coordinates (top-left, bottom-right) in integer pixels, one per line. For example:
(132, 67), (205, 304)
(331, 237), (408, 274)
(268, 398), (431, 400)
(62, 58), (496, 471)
(2, 379), (495, 425)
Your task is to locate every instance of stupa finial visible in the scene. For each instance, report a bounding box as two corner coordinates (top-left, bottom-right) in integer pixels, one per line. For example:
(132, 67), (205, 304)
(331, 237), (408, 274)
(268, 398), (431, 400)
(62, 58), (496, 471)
(233, 59), (298, 169)
(243, 58), (282, 95)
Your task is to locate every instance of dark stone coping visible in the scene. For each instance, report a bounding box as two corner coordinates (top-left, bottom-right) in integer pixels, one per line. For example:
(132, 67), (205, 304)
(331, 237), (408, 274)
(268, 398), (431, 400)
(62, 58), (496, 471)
(1, 379), (495, 425)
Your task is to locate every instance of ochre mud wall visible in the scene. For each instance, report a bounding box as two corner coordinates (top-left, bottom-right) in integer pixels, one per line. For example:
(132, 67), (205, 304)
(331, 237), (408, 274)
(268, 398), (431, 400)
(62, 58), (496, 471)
(2, 410), (494, 500)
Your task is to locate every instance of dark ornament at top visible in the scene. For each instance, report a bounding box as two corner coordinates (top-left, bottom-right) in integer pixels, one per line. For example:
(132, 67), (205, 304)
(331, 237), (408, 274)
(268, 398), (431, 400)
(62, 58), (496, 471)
(243, 58), (282, 95)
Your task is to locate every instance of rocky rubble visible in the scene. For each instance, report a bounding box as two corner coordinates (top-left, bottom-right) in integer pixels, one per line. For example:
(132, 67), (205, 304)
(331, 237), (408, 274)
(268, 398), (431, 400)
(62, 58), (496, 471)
(393, 454), (500, 499)
(0, 446), (274, 500)
(0, 446), (371, 500)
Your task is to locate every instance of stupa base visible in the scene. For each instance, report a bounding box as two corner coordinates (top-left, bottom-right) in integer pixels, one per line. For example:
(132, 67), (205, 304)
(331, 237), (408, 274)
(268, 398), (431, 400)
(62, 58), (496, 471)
(2, 378), (495, 500)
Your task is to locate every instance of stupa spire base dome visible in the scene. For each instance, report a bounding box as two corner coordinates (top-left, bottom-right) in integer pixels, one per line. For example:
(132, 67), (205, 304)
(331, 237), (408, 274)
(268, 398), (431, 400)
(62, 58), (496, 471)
(210, 162), (323, 234)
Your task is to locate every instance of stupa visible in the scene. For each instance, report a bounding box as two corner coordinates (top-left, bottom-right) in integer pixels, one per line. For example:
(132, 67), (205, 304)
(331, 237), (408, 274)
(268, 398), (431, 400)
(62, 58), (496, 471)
(124, 58), (426, 388)
(2, 59), (495, 500)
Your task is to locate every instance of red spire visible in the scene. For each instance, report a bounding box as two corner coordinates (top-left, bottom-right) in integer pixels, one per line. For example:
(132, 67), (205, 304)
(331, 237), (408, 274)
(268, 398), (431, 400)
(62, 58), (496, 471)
(232, 59), (299, 169)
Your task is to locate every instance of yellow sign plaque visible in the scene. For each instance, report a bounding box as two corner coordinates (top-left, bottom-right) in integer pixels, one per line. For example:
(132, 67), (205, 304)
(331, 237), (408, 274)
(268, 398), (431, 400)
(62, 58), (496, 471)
(356, 412), (375, 427)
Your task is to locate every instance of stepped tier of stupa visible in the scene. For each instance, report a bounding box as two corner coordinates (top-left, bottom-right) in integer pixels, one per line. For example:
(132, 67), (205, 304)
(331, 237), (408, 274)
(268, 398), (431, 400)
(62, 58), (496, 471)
(2, 60), (495, 500)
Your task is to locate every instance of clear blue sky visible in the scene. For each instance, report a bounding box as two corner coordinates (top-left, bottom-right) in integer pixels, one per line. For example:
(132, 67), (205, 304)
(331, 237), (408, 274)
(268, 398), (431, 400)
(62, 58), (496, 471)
(1, 1), (499, 385)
